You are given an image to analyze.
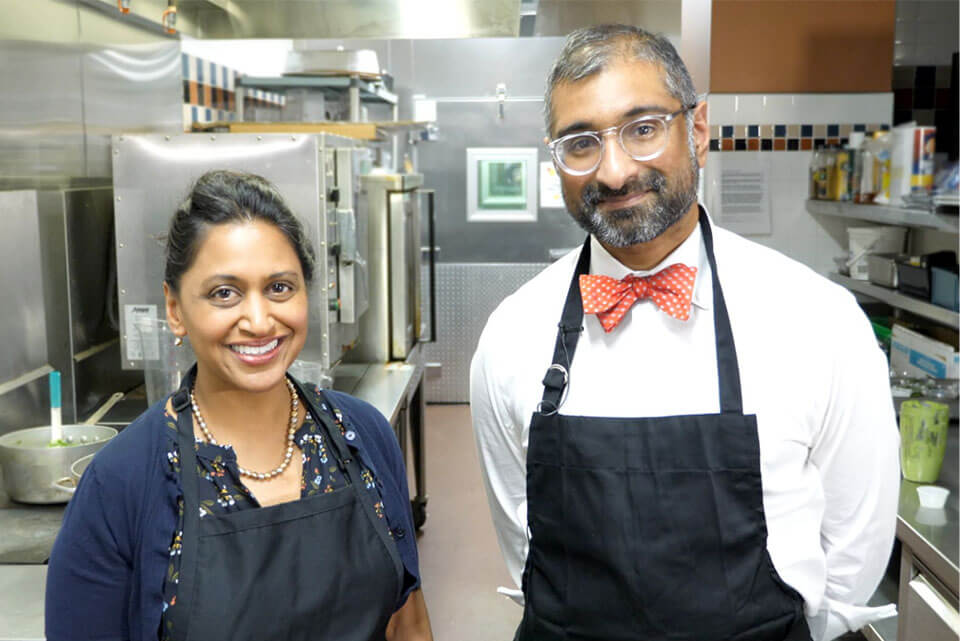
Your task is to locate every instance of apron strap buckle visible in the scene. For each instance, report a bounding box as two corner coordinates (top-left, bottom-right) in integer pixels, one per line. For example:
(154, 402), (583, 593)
(172, 388), (191, 412)
(541, 363), (568, 391)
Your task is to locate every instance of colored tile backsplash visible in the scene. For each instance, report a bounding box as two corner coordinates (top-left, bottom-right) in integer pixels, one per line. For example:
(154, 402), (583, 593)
(181, 53), (285, 128)
(708, 122), (890, 152)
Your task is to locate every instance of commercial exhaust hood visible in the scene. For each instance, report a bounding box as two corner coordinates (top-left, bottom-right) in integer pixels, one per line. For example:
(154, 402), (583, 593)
(177, 0), (522, 39)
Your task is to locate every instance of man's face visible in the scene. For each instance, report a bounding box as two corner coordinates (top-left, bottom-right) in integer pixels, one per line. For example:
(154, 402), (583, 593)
(549, 59), (707, 248)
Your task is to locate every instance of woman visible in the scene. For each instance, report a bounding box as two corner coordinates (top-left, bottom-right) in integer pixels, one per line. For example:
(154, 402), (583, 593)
(46, 170), (433, 641)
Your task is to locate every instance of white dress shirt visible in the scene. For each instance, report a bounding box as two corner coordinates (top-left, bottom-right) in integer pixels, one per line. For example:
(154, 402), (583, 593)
(470, 211), (900, 641)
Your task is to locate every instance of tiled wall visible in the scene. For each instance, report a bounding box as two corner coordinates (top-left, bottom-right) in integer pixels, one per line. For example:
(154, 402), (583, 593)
(892, 63), (955, 126)
(703, 93), (893, 276)
(894, 0), (958, 67)
(180, 53), (285, 129)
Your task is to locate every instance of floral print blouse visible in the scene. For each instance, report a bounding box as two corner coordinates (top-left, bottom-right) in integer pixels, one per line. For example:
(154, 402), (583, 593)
(158, 386), (386, 640)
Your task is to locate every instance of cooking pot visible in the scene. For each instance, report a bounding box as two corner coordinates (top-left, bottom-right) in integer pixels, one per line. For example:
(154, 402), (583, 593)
(0, 424), (117, 504)
(51, 452), (96, 495)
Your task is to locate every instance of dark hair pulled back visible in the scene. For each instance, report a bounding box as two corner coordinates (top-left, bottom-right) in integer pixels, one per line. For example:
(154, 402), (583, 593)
(164, 170), (315, 293)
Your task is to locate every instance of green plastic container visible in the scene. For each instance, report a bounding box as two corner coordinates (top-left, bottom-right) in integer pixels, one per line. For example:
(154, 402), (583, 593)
(899, 399), (950, 483)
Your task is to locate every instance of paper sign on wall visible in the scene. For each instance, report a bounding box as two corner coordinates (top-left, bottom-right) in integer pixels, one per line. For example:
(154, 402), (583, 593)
(124, 304), (159, 361)
(540, 161), (565, 208)
(711, 154), (771, 235)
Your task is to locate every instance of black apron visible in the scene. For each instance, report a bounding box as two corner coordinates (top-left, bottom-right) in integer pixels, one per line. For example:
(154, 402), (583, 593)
(166, 367), (404, 641)
(516, 209), (812, 641)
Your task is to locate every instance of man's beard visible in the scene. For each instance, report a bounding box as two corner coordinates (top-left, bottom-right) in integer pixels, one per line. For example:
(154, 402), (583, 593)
(565, 154), (699, 248)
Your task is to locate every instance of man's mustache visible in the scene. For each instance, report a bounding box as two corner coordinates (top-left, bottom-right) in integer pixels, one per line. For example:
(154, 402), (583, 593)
(581, 172), (667, 208)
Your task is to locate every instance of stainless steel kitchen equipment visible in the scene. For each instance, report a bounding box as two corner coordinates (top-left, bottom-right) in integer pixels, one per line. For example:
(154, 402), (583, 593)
(0, 424), (117, 504)
(349, 173), (436, 362)
(111, 133), (371, 383)
(37, 186), (145, 422)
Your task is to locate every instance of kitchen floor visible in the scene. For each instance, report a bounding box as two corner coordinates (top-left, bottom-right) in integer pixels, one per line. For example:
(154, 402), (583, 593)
(416, 404), (522, 641)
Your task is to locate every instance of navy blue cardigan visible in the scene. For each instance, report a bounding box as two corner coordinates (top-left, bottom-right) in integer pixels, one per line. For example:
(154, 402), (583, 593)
(45, 390), (420, 641)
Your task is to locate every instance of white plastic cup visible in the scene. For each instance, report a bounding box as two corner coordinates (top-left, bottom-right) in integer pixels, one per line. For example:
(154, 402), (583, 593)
(917, 485), (950, 509)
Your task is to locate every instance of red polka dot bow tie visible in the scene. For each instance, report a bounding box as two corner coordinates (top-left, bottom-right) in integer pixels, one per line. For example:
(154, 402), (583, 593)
(579, 263), (698, 332)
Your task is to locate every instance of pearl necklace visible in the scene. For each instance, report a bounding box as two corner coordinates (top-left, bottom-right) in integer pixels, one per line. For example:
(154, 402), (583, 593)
(190, 377), (299, 481)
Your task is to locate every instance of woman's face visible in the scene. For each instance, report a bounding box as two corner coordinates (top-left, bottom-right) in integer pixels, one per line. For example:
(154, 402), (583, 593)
(164, 220), (309, 394)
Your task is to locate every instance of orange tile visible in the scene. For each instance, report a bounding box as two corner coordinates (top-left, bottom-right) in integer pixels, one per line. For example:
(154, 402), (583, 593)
(773, 139), (787, 151)
(747, 139), (760, 151)
(203, 84), (212, 108)
(188, 81), (198, 105)
(721, 139), (734, 151)
(827, 138), (840, 146)
(800, 139), (813, 151)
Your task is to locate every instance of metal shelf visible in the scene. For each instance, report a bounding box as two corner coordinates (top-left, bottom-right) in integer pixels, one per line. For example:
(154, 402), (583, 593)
(237, 75), (397, 105)
(829, 273), (959, 329)
(807, 200), (959, 234)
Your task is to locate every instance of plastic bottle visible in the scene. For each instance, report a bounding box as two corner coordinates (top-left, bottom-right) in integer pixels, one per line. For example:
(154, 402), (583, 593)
(855, 133), (877, 204)
(848, 132), (866, 203)
(873, 131), (893, 205)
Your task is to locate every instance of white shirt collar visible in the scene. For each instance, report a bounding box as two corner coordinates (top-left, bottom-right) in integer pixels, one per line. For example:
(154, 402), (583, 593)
(587, 207), (713, 311)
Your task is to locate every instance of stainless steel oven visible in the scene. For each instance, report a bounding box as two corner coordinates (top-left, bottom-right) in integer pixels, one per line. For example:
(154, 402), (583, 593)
(350, 173), (435, 362)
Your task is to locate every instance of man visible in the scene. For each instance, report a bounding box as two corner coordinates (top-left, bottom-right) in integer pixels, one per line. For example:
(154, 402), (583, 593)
(470, 24), (899, 641)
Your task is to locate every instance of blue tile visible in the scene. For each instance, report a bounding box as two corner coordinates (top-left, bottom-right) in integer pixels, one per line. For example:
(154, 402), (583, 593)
(801, 124), (813, 137)
(881, 124), (891, 131)
(722, 125), (734, 138)
(191, 106), (197, 122)
(853, 123), (866, 132)
(709, 139), (721, 151)
(748, 125), (759, 137)
(209, 62), (217, 88)
(181, 53), (189, 80)
(774, 124), (786, 137)
(196, 60), (203, 83)
(827, 124), (839, 137)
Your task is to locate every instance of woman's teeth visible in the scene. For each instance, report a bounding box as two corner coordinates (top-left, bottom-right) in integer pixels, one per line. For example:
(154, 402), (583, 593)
(230, 339), (279, 355)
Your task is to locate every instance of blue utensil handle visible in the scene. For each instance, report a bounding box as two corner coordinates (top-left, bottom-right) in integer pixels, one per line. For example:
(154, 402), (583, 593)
(50, 371), (61, 409)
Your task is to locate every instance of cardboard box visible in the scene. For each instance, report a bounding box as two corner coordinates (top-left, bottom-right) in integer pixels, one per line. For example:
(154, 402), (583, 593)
(891, 324), (959, 379)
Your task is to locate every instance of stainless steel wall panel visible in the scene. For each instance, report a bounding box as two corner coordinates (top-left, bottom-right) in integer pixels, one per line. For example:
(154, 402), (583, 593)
(409, 38), (564, 99)
(0, 192), (49, 387)
(0, 40), (86, 180)
(418, 99), (584, 264)
(81, 42), (183, 177)
(421, 262), (548, 403)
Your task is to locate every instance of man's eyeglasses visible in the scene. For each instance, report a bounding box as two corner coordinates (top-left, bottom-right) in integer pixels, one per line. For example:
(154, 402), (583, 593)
(548, 105), (696, 176)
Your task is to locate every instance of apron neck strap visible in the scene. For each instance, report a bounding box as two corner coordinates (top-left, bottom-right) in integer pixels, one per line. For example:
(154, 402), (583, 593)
(539, 207), (744, 415)
(698, 208), (744, 414)
(540, 237), (590, 415)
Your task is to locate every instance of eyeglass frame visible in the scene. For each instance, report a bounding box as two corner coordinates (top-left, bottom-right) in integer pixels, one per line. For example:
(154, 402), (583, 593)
(547, 104), (697, 176)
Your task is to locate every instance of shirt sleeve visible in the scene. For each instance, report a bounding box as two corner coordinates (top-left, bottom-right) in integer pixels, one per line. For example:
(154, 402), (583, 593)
(806, 305), (900, 640)
(46, 463), (133, 641)
(470, 318), (529, 600)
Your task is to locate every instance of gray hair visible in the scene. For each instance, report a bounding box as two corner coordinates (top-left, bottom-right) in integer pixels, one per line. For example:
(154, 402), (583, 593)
(544, 24), (698, 136)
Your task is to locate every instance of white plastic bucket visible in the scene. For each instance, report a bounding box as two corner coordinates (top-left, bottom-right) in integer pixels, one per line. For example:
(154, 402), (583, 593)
(847, 226), (907, 280)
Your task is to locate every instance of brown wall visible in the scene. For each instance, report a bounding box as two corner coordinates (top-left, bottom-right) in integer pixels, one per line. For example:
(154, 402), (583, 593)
(711, 0), (896, 93)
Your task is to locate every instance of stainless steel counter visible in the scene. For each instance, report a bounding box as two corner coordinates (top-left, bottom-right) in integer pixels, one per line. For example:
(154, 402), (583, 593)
(0, 477), (65, 565)
(865, 427), (959, 641)
(0, 565), (46, 641)
(332, 361), (419, 426)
